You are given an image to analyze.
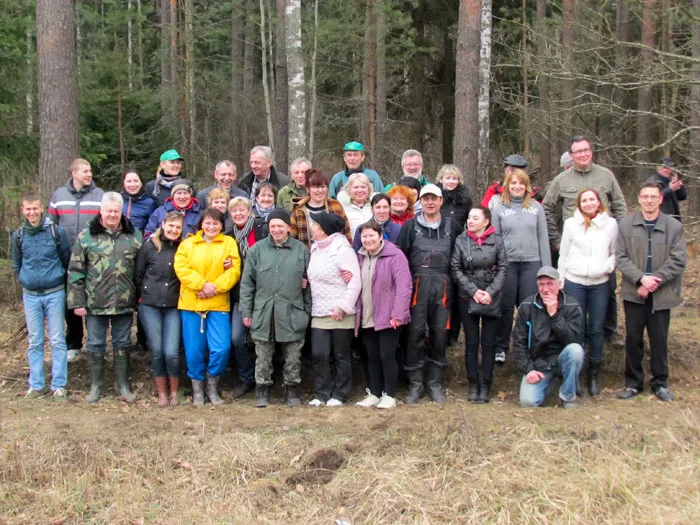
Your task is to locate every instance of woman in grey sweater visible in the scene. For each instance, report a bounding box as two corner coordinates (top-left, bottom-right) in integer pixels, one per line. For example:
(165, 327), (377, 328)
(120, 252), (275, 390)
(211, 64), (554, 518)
(491, 169), (551, 364)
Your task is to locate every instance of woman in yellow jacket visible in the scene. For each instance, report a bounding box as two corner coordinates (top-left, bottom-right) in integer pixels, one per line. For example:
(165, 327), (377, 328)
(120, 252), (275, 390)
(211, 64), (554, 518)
(174, 209), (241, 405)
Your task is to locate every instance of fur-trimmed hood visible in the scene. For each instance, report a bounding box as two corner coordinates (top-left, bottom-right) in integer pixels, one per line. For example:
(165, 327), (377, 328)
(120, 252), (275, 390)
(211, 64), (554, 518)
(89, 214), (136, 236)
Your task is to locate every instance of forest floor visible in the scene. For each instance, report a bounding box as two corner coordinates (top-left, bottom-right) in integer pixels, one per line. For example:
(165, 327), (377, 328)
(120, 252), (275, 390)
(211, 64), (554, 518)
(0, 230), (698, 524)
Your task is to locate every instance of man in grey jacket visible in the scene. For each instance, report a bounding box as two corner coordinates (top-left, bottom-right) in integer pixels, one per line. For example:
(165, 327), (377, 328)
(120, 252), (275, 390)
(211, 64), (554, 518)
(542, 136), (627, 343)
(616, 182), (686, 402)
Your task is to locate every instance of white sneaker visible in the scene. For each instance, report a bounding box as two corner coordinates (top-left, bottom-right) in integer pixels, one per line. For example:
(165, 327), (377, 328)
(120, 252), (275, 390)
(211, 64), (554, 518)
(67, 349), (78, 363)
(308, 398), (323, 407)
(494, 351), (506, 364)
(24, 388), (47, 399)
(326, 398), (344, 407)
(356, 389), (380, 407)
(377, 393), (396, 409)
(52, 388), (68, 401)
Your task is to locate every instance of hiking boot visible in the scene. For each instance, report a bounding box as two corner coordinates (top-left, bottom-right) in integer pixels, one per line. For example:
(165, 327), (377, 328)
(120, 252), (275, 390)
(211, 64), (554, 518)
(286, 385), (301, 407)
(559, 398), (580, 409)
(25, 388), (48, 399)
(467, 383), (479, 403)
(191, 380), (205, 406)
(376, 393), (396, 409)
(425, 363), (445, 404)
(588, 361), (601, 397)
(404, 369), (424, 405)
(85, 352), (105, 403)
(206, 375), (225, 405)
(231, 381), (254, 400)
(478, 382), (491, 404)
(168, 376), (181, 406)
(618, 387), (640, 400)
(255, 385), (270, 408)
(114, 350), (136, 403)
(654, 387), (674, 402)
(154, 376), (169, 408)
(356, 389), (380, 407)
(52, 388), (68, 402)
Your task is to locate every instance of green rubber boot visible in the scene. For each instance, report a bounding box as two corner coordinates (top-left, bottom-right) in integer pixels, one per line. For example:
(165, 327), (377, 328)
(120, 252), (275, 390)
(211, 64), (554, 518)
(114, 349), (137, 403)
(85, 352), (105, 403)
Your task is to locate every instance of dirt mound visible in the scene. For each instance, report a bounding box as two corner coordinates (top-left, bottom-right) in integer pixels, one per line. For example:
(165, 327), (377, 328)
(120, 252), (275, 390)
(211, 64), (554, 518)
(286, 448), (346, 485)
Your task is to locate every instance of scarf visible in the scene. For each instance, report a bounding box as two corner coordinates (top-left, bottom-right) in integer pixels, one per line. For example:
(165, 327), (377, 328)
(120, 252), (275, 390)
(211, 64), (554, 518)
(23, 215), (45, 235)
(467, 225), (496, 245)
(152, 172), (180, 198)
(254, 202), (275, 220)
(232, 215), (255, 258)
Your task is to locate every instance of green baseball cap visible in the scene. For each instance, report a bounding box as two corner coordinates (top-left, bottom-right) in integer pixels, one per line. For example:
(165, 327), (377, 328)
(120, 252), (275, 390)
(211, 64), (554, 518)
(160, 149), (184, 162)
(344, 141), (365, 152)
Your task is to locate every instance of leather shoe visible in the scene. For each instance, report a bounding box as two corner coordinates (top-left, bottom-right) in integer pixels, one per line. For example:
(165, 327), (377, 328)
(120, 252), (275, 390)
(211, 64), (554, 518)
(654, 387), (674, 402)
(618, 387), (639, 400)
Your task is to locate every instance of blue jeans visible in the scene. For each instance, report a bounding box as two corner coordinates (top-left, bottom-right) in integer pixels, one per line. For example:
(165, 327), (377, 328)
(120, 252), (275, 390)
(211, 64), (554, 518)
(86, 314), (133, 354)
(139, 304), (181, 377)
(564, 280), (608, 363)
(231, 302), (254, 384)
(181, 310), (231, 381)
(494, 261), (541, 354)
(519, 343), (584, 407)
(24, 289), (67, 390)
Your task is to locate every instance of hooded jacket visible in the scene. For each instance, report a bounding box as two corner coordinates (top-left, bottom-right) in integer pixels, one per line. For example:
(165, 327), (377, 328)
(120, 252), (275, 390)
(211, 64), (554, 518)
(145, 198), (203, 239)
(49, 180), (104, 245)
(121, 189), (156, 233)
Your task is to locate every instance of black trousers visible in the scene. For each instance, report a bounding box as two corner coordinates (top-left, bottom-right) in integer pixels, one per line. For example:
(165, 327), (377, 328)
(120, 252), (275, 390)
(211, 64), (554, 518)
(604, 272), (618, 337)
(362, 327), (401, 397)
(65, 307), (84, 350)
(460, 300), (498, 385)
(623, 299), (670, 391)
(310, 327), (353, 402)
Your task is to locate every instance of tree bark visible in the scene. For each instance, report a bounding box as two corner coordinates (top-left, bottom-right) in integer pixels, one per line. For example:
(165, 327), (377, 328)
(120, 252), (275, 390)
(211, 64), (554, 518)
(308, 0), (319, 160)
(232, 0), (245, 163)
(376, 0), (387, 171)
(477, 0), (492, 192)
(243, 0), (258, 154)
(635, 0), (656, 180)
(535, 0), (552, 182)
(454, 0), (481, 197)
(689, 0), (700, 219)
(259, 0), (276, 156)
(25, 24), (34, 135)
(127, 0), (133, 91)
(363, 1), (377, 166)
(184, 0), (196, 174)
(286, 0), (306, 162)
(36, 0), (79, 198)
(275, 0), (289, 170)
(560, 0), (575, 152)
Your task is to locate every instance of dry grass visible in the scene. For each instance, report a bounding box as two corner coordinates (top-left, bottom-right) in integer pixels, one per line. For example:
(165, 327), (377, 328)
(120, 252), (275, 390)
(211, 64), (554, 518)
(0, 228), (698, 524)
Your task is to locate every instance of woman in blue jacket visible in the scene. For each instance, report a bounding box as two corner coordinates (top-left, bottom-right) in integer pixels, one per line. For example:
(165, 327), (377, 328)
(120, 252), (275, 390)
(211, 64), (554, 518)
(121, 169), (156, 232)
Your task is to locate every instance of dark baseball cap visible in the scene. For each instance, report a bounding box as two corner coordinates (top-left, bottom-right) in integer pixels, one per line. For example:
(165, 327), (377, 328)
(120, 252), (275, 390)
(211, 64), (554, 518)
(504, 154), (528, 168)
(659, 156), (675, 168)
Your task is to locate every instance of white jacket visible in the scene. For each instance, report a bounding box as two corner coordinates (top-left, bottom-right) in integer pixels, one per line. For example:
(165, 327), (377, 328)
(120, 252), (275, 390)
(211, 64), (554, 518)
(558, 209), (618, 285)
(337, 190), (375, 240)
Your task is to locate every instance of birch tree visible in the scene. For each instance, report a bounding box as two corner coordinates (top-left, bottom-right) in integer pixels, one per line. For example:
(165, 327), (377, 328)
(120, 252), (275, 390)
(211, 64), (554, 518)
(286, 0), (306, 161)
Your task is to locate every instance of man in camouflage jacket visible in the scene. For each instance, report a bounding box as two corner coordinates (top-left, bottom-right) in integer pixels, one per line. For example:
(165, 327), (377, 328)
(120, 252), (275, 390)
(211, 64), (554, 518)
(68, 192), (142, 403)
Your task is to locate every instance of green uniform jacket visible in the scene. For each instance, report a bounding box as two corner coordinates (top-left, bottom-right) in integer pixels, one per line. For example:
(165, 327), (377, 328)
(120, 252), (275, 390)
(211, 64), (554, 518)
(68, 215), (142, 315)
(277, 182), (307, 212)
(239, 235), (311, 342)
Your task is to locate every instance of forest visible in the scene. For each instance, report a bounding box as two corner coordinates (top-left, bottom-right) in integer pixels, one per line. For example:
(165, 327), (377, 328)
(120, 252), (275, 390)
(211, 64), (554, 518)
(1, 0), (699, 224)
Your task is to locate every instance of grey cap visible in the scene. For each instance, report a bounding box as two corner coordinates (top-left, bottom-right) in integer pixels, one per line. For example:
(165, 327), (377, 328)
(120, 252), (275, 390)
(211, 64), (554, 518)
(536, 266), (560, 280)
(560, 151), (573, 168)
(659, 156), (675, 168)
(504, 154), (528, 168)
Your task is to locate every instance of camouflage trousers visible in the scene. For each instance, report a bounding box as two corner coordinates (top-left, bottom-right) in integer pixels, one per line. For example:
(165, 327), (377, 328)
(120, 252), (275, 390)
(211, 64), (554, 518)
(253, 338), (304, 387)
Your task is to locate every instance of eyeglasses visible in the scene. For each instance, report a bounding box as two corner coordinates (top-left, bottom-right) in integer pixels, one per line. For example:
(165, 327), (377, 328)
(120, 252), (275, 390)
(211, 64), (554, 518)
(571, 148), (591, 156)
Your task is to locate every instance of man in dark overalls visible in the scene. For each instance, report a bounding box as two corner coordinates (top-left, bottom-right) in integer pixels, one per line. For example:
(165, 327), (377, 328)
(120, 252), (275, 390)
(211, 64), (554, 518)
(397, 184), (460, 404)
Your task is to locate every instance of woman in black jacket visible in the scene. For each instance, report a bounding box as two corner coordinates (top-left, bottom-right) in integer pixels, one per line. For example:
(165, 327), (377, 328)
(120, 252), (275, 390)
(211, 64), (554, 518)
(437, 164), (472, 231)
(134, 211), (184, 407)
(450, 206), (508, 404)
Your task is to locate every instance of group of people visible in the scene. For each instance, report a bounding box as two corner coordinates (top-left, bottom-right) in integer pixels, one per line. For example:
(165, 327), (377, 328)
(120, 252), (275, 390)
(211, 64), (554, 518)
(13, 136), (688, 409)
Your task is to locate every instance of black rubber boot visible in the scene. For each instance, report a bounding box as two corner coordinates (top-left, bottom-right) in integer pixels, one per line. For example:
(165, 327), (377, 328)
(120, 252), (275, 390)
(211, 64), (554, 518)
(255, 385), (269, 408)
(478, 381), (491, 404)
(425, 363), (445, 404)
(206, 375), (224, 405)
(286, 385), (301, 407)
(467, 383), (479, 403)
(588, 361), (601, 396)
(191, 380), (205, 406)
(231, 381), (254, 400)
(85, 352), (105, 403)
(114, 349), (136, 403)
(404, 369), (424, 405)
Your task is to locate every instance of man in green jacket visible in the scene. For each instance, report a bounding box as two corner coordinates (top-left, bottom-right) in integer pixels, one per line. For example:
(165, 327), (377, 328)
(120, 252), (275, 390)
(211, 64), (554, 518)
(240, 209), (311, 408)
(277, 157), (311, 212)
(68, 192), (142, 403)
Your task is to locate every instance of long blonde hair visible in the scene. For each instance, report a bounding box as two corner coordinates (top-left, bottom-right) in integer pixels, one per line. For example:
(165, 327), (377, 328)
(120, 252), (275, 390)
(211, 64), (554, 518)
(576, 188), (607, 231)
(501, 169), (533, 208)
(151, 211), (184, 251)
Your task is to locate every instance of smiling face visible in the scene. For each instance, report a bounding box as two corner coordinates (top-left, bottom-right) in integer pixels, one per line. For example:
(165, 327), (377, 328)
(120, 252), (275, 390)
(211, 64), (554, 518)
(466, 208), (489, 234)
(256, 187), (275, 209)
(343, 150), (365, 170)
(402, 155), (423, 177)
(172, 189), (192, 209)
(269, 218), (290, 243)
(508, 176), (526, 199)
(214, 165), (236, 189)
(308, 184), (328, 205)
(578, 190), (601, 218)
(372, 198), (391, 223)
(390, 194), (408, 215)
(441, 173), (460, 191)
(160, 159), (182, 176)
(360, 227), (382, 254)
(123, 172), (143, 195)
(201, 216), (223, 239)
(72, 163), (93, 190)
(420, 194), (442, 217)
(230, 204), (251, 227)
(162, 217), (184, 241)
(101, 201), (122, 230)
(21, 199), (44, 227)
(570, 140), (593, 171)
(210, 198), (228, 214)
(350, 182), (369, 205)
(250, 151), (272, 179)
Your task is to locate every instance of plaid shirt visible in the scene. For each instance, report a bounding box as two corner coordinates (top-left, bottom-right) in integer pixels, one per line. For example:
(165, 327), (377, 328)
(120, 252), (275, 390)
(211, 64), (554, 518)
(290, 197), (351, 248)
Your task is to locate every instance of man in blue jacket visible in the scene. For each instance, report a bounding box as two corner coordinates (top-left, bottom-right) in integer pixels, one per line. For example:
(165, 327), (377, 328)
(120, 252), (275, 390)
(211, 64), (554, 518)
(12, 193), (72, 400)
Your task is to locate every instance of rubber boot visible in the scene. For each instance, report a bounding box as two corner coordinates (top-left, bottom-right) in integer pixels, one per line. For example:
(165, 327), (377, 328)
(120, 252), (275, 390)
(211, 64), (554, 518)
(255, 385), (269, 408)
(154, 376), (169, 408)
(114, 349), (137, 403)
(168, 376), (181, 406)
(467, 383), (479, 403)
(206, 375), (225, 405)
(588, 361), (601, 397)
(426, 363), (445, 404)
(478, 381), (491, 404)
(404, 369), (424, 405)
(191, 379), (205, 406)
(286, 385), (301, 407)
(85, 352), (105, 403)
(231, 381), (254, 399)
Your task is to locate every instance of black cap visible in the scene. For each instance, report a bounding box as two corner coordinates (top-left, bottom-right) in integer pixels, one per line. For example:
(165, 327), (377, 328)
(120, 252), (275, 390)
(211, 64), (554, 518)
(398, 176), (421, 191)
(312, 211), (346, 236)
(659, 156), (675, 168)
(504, 154), (528, 168)
(267, 209), (291, 226)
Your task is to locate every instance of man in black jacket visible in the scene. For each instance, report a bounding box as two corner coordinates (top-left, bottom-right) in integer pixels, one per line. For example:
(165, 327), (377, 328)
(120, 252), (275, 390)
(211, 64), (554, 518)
(646, 157), (687, 223)
(238, 146), (289, 200)
(514, 266), (584, 408)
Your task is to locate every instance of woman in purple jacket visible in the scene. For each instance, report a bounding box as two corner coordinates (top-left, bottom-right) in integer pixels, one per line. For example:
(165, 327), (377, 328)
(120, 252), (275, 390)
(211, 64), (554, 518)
(355, 221), (412, 409)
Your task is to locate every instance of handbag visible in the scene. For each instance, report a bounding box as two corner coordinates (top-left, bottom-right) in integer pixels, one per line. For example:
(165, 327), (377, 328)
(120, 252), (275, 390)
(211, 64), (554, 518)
(464, 237), (502, 317)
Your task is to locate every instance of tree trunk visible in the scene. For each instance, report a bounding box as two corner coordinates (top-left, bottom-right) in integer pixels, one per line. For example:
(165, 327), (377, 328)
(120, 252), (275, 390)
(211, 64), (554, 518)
(520, 0), (528, 154)
(560, 0), (575, 152)
(286, 0), (306, 162)
(440, 30), (455, 163)
(243, 0), (258, 153)
(231, 1), (245, 163)
(259, 0), (276, 156)
(454, 0), (481, 197)
(36, 0), (79, 198)
(275, 0), (289, 170)
(184, 0), (196, 174)
(308, 0), (319, 160)
(363, 1), (377, 166)
(635, 0), (656, 181)
(137, 0), (144, 87)
(25, 24), (34, 135)
(376, 0), (387, 172)
(477, 0), (492, 192)
(689, 0), (700, 219)
(127, 0), (133, 91)
(535, 0), (552, 182)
